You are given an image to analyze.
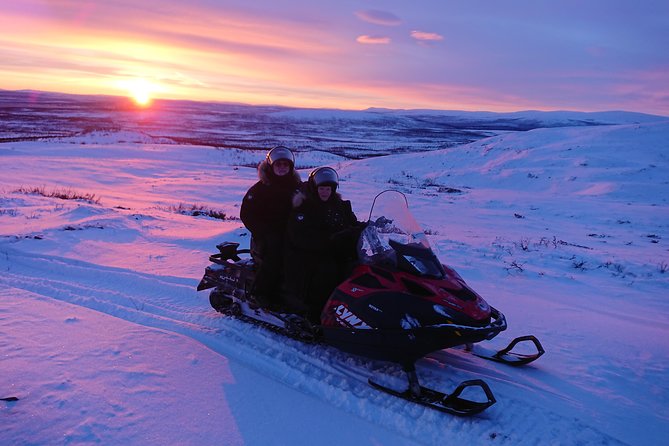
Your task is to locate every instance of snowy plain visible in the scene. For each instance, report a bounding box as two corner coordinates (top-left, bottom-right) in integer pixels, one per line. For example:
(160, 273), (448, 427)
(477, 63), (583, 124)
(1, 104), (668, 445)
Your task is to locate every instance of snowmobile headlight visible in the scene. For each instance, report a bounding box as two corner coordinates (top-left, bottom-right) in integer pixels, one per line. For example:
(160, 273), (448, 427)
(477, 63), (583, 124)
(478, 300), (490, 311)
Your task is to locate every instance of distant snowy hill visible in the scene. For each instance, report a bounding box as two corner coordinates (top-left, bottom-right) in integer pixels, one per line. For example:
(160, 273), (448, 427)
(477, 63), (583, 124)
(57, 130), (176, 145)
(366, 107), (666, 125)
(344, 121), (669, 202)
(280, 107), (666, 130)
(1, 90), (666, 159)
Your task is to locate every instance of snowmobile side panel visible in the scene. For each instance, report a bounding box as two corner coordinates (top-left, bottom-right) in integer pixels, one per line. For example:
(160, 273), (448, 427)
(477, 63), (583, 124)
(321, 307), (506, 367)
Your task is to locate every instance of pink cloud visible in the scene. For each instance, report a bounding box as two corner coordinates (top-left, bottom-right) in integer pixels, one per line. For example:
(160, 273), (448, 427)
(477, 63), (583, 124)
(410, 30), (444, 42)
(356, 35), (391, 45)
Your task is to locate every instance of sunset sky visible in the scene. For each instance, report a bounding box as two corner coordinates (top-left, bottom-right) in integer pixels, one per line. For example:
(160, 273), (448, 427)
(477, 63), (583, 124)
(1, 0), (668, 115)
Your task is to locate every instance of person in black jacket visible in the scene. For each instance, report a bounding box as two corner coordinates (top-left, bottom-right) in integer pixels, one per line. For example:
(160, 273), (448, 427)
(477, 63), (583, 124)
(240, 146), (301, 309)
(284, 167), (364, 322)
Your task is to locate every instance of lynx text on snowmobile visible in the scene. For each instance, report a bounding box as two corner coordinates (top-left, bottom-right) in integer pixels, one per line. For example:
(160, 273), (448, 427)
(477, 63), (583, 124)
(197, 190), (544, 416)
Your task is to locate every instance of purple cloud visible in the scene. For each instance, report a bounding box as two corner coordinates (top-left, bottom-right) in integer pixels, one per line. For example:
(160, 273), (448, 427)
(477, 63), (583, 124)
(355, 10), (401, 26)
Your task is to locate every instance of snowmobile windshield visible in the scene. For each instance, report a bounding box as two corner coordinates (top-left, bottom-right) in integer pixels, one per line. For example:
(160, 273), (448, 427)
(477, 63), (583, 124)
(358, 190), (445, 278)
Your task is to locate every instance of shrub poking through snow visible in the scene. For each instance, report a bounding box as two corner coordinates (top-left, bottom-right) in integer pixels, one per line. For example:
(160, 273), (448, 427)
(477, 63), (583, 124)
(168, 203), (229, 220)
(13, 186), (100, 204)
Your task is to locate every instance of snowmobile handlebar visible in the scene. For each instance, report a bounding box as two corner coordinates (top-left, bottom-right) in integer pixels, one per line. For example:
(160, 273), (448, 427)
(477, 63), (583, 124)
(210, 242), (251, 264)
(330, 222), (367, 243)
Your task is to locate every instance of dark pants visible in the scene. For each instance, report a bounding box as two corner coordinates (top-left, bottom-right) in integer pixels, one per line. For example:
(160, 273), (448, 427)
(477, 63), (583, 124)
(251, 233), (285, 304)
(284, 252), (342, 322)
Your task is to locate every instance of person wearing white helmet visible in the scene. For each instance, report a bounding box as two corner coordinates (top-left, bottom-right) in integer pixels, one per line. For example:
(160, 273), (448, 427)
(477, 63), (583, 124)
(283, 166), (364, 322)
(240, 146), (301, 309)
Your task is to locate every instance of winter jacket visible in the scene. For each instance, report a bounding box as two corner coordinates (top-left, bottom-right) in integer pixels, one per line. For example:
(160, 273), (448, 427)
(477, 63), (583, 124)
(285, 190), (360, 255)
(283, 187), (363, 319)
(240, 159), (302, 302)
(240, 159), (302, 241)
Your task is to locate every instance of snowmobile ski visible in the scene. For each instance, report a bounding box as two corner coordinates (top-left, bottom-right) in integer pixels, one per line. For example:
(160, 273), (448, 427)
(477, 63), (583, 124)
(369, 368), (496, 416)
(465, 335), (545, 366)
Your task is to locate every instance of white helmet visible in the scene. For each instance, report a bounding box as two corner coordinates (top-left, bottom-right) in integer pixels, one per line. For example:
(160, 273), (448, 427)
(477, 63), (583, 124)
(266, 146), (295, 168)
(309, 167), (339, 190)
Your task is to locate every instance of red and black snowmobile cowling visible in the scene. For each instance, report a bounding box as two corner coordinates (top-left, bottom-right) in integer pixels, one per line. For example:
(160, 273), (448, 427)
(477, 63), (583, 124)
(320, 261), (507, 367)
(321, 190), (506, 363)
(197, 190), (544, 416)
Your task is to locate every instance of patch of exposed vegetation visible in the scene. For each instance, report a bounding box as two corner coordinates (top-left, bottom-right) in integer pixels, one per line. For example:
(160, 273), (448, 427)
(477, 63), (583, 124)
(62, 224), (104, 231)
(13, 186), (100, 204)
(167, 203), (234, 221)
(658, 261), (668, 274)
(0, 209), (18, 217)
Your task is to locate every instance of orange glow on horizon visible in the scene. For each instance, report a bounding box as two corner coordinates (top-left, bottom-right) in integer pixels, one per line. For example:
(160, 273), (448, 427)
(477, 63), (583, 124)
(115, 78), (160, 108)
(1, 2), (666, 116)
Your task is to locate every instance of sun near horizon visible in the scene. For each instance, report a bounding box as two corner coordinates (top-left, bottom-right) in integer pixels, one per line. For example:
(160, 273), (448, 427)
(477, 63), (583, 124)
(116, 78), (159, 108)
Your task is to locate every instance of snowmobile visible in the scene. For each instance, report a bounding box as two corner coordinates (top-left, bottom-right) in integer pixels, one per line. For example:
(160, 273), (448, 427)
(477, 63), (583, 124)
(198, 190), (544, 416)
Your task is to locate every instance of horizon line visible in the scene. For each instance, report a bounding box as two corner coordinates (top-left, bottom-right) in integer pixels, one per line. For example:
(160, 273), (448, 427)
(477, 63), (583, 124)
(1, 87), (667, 118)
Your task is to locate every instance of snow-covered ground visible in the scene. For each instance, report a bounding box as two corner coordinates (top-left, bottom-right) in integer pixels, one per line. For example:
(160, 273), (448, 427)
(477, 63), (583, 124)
(1, 119), (668, 445)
